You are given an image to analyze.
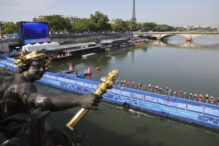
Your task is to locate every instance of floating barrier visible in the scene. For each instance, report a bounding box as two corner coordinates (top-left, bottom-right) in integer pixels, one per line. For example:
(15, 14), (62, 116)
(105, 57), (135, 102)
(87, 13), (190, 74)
(69, 64), (74, 72)
(0, 50), (17, 59)
(84, 67), (92, 75)
(0, 58), (219, 130)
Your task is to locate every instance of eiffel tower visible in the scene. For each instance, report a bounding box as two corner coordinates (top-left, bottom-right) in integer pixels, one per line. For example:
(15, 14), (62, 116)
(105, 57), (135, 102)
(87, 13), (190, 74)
(131, 0), (136, 22)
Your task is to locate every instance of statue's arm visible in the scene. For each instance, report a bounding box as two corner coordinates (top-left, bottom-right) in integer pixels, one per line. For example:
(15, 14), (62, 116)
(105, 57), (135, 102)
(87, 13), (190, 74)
(18, 83), (99, 111)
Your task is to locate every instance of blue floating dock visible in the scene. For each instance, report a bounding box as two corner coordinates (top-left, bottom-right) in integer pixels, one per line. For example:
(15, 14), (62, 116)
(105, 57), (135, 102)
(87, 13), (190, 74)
(0, 57), (219, 131)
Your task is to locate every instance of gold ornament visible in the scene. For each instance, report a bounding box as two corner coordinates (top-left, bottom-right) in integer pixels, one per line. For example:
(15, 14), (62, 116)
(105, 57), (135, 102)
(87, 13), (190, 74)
(66, 69), (119, 131)
(13, 50), (50, 67)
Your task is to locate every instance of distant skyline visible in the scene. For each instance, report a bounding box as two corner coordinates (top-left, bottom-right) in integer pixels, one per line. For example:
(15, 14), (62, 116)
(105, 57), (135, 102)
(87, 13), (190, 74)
(0, 0), (219, 26)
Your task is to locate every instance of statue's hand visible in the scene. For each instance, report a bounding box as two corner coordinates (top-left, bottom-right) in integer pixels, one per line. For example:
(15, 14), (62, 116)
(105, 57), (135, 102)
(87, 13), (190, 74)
(78, 93), (101, 110)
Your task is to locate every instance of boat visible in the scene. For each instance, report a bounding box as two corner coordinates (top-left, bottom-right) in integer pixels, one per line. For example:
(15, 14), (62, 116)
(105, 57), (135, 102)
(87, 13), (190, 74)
(21, 42), (104, 60)
(0, 57), (219, 131)
(82, 53), (96, 59)
(100, 37), (134, 51)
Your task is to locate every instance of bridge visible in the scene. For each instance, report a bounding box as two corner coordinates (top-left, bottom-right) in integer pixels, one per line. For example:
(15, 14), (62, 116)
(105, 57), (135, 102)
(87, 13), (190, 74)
(133, 31), (219, 41)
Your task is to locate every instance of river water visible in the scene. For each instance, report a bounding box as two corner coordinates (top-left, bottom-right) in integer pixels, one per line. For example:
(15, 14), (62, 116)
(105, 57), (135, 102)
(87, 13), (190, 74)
(2, 35), (219, 146)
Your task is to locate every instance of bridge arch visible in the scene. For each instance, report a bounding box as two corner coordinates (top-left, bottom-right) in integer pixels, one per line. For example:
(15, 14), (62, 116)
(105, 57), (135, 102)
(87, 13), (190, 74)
(176, 34), (202, 41)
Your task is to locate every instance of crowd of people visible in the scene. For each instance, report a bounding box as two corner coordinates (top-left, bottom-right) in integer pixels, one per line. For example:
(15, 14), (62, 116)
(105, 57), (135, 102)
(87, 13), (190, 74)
(115, 80), (219, 105)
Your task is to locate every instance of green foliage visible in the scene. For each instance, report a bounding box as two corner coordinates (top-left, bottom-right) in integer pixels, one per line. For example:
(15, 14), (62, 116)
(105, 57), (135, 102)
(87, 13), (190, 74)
(111, 19), (129, 32)
(30, 12), (219, 33)
(175, 27), (186, 31)
(154, 24), (175, 32)
(140, 22), (156, 32)
(3, 12), (215, 35)
(90, 11), (111, 32)
(190, 27), (217, 32)
(33, 15), (72, 33)
(29, 12), (186, 33)
(128, 20), (140, 31)
(32, 12), (111, 33)
(2, 22), (17, 34)
(140, 22), (176, 32)
(74, 18), (91, 33)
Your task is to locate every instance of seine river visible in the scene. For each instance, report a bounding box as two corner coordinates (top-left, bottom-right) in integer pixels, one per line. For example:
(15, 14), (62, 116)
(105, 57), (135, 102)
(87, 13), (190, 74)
(1, 35), (219, 146)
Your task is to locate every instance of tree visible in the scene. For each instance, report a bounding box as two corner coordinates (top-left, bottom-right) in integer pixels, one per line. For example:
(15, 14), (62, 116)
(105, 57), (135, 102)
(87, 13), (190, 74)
(154, 24), (175, 32)
(140, 22), (156, 32)
(2, 22), (17, 34)
(111, 19), (129, 32)
(128, 20), (139, 31)
(175, 27), (186, 32)
(90, 11), (111, 32)
(74, 18), (91, 33)
(33, 15), (72, 33)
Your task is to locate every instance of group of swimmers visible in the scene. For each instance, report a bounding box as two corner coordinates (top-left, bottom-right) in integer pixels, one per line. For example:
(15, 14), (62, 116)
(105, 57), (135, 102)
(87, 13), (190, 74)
(115, 80), (219, 105)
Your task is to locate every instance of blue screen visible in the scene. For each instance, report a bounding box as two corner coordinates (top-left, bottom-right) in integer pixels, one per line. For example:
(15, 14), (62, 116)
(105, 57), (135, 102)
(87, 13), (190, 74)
(22, 22), (50, 44)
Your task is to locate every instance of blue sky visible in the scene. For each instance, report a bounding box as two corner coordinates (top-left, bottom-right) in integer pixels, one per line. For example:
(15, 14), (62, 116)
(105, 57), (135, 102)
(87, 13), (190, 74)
(0, 0), (219, 26)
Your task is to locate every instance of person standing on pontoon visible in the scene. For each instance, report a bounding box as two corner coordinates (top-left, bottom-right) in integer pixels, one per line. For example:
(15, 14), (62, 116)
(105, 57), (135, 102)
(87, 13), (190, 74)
(166, 89), (172, 101)
(209, 96), (215, 104)
(183, 92), (187, 99)
(166, 87), (169, 94)
(155, 86), (159, 93)
(189, 93), (193, 100)
(205, 94), (209, 103)
(198, 94), (203, 102)
(158, 88), (162, 94)
(173, 91), (177, 97)
(148, 83), (151, 92)
(179, 90), (182, 97)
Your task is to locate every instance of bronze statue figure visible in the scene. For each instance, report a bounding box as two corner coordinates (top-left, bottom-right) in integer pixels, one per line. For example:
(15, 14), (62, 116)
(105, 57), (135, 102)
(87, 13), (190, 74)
(0, 50), (101, 146)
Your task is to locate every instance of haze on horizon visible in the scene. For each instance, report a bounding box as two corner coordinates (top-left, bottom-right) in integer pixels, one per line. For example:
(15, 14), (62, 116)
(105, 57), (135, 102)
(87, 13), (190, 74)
(0, 0), (219, 26)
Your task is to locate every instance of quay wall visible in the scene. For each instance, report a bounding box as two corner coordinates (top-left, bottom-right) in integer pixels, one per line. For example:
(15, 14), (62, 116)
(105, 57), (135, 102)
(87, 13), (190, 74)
(50, 33), (131, 44)
(0, 33), (132, 52)
(0, 57), (219, 131)
(0, 39), (20, 52)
